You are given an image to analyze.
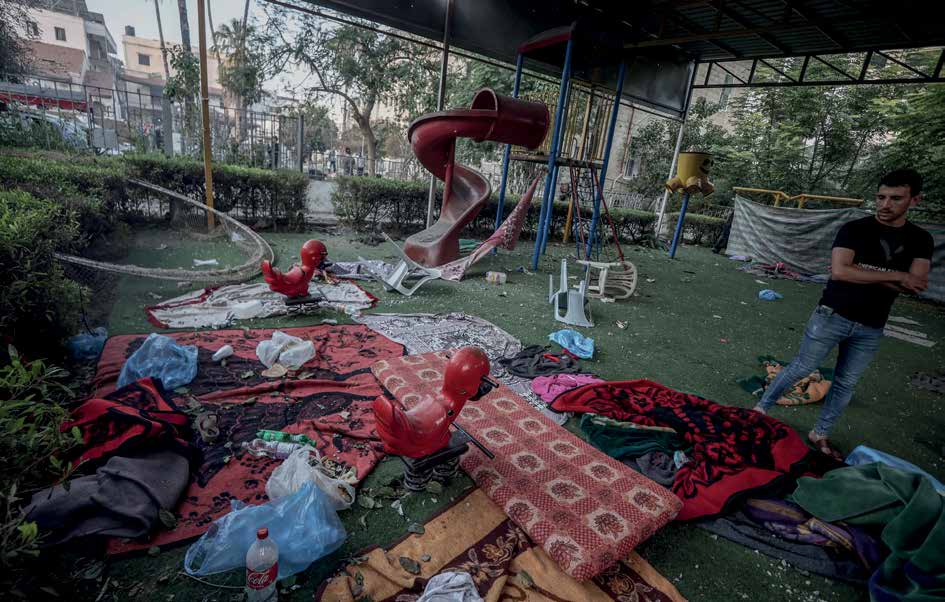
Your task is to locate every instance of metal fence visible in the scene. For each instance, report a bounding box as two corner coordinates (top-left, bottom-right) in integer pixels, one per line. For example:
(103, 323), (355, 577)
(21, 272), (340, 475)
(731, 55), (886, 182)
(304, 150), (543, 197)
(1, 73), (551, 196)
(0, 73), (303, 168)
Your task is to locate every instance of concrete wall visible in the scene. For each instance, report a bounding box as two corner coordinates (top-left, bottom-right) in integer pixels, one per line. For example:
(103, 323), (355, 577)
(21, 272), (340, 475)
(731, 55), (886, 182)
(123, 36), (224, 90)
(22, 9), (86, 52)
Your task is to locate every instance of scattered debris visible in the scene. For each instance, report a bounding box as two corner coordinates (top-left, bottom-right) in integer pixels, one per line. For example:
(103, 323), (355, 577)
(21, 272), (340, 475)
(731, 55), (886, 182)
(757, 289), (783, 301)
(212, 345), (233, 362)
(158, 509), (178, 529)
(712, 315), (722, 319)
(391, 499), (405, 517)
(148, 546), (161, 557)
(615, 320), (628, 329)
(407, 523), (425, 535)
(425, 481), (443, 495)
(261, 363), (288, 378)
(486, 271), (507, 285)
(884, 324), (935, 347)
(193, 258), (220, 267)
(421, 554), (432, 562)
(399, 556), (421, 575)
(357, 495), (377, 510)
(888, 316), (920, 326)
(321, 318), (338, 325)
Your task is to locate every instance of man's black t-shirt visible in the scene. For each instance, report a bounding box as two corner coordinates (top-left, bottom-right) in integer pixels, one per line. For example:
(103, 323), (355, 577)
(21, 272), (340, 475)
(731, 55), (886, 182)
(820, 216), (933, 328)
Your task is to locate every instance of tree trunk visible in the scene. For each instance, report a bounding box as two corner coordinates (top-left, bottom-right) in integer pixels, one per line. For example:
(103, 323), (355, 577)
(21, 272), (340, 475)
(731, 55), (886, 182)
(363, 126), (378, 176)
(177, 0), (192, 51)
(177, 0), (193, 154)
(153, 0), (171, 79)
(351, 96), (377, 176)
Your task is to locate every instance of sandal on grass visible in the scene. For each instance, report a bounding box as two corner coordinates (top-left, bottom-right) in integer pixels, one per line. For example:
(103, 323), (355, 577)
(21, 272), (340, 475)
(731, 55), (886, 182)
(808, 431), (844, 462)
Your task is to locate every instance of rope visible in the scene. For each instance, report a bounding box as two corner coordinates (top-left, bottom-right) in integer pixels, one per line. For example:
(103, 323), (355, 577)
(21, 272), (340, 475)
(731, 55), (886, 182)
(55, 178), (274, 284)
(590, 166), (625, 263)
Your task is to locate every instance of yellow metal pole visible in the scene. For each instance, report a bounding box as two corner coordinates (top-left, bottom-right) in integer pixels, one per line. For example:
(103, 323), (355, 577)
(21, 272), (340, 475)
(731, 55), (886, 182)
(196, 0), (215, 229)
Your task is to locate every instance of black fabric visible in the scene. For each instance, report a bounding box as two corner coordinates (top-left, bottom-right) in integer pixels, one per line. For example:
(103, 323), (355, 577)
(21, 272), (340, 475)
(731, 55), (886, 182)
(25, 449), (190, 546)
(497, 345), (581, 378)
(626, 451), (678, 487)
(820, 217), (934, 328)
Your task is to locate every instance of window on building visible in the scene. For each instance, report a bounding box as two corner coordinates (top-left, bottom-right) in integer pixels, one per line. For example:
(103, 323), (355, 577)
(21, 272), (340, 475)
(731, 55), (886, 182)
(55, 27), (66, 41)
(718, 74), (734, 110)
(623, 156), (642, 179)
(138, 53), (151, 66)
(26, 21), (39, 37)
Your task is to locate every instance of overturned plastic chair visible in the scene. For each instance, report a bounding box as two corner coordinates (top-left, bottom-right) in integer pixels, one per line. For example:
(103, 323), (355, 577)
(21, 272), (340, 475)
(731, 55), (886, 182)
(577, 259), (638, 302)
(375, 234), (442, 296)
(548, 259), (593, 328)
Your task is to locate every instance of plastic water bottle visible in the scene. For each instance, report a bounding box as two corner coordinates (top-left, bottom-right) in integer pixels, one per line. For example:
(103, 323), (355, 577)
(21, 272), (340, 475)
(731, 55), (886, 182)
(241, 438), (303, 459)
(246, 528), (278, 601)
(256, 430), (317, 447)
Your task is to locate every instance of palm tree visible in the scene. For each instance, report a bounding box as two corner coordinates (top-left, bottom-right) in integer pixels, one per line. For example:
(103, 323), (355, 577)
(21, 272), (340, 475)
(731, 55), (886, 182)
(150, 0), (171, 79)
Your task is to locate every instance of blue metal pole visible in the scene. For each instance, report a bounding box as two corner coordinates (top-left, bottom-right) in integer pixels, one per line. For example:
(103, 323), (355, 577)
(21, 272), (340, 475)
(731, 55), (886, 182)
(540, 162), (559, 253)
(539, 76), (573, 256)
(494, 54), (524, 234)
(531, 36), (574, 271)
(668, 191), (690, 258)
(585, 62), (626, 259)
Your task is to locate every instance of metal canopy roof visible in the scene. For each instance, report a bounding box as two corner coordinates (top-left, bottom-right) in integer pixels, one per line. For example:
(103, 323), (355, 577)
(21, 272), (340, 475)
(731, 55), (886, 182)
(293, 0), (945, 116)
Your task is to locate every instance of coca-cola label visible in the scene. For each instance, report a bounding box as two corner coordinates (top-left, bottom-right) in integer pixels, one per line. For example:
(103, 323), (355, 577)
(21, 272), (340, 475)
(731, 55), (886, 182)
(246, 563), (277, 590)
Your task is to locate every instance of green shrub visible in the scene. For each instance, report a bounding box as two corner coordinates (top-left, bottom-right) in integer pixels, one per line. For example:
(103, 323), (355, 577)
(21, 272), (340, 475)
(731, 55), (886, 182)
(0, 348), (79, 586)
(0, 151), (310, 233)
(664, 212), (727, 246)
(0, 153), (127, 255)
(0, 191), (85, 359)
(122, 153), (308, 228)
(332, 176), (661, 243)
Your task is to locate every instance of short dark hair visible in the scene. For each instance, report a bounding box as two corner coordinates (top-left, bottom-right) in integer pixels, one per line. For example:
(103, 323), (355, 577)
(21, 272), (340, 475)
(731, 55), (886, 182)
(879, 169), (922, 197)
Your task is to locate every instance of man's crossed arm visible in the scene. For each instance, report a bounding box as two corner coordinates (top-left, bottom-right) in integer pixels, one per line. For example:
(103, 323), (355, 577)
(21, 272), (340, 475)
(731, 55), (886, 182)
(830, 247), (930, 294)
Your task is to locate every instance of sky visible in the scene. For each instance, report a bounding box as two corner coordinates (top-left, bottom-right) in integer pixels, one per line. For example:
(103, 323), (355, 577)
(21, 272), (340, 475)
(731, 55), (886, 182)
(87, 0), (251, 51)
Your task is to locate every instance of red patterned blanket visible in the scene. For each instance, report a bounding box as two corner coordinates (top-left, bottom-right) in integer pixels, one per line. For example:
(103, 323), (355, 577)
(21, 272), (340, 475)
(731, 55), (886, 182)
(91, 325), (404, 554)
(551, 379), (815, 521)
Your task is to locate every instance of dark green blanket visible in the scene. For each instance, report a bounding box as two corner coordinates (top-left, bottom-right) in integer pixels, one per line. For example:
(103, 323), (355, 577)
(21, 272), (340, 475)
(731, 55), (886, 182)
(792, 462), (945, 601)
(579, 414), (687, 460)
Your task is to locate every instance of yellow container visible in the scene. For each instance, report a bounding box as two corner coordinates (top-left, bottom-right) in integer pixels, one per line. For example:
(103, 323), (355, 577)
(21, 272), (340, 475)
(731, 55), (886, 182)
(676, 151), (713, 180)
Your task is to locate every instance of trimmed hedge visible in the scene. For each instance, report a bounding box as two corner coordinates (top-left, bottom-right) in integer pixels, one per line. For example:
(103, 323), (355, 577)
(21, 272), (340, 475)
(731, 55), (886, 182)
(0, 150), (310, 231)
(333, 176), (723, 246)
(0, 191), (85, 359)
(123, 154), (308, 227)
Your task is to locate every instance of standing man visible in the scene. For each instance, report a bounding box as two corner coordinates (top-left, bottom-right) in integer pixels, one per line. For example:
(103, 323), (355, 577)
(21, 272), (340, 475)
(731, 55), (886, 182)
(754, 169), (933, 459)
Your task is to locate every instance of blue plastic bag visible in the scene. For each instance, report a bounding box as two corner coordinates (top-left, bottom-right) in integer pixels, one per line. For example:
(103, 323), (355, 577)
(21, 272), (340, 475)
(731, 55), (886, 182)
(183, 481), (346, 579)
(845, 445), (945, 494)
(758, 289), (783, 301)
(118, 333), (198, 390)
(66, 327), (108, 361)
(549, 329), (595, 359)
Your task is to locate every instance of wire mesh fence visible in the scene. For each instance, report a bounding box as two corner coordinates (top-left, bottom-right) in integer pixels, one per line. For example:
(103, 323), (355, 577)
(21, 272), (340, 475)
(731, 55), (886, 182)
(0, 72), (303, 168)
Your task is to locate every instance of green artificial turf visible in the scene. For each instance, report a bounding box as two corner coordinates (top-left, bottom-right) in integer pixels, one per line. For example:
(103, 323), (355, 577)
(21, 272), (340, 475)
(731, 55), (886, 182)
(92, 231), (944, 602)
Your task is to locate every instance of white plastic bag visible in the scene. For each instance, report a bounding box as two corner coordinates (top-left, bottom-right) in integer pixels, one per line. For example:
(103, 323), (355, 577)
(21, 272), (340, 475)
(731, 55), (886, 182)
(256, 330), (315, 370)
(266, 446), (355, 510)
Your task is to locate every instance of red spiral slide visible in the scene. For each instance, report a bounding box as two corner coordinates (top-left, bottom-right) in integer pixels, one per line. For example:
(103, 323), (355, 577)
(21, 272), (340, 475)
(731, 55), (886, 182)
(404, 88), (550, 267)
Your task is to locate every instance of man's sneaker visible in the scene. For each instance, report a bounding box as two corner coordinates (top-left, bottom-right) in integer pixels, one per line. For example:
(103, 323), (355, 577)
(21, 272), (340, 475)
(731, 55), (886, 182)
(752, 404), (767, 415)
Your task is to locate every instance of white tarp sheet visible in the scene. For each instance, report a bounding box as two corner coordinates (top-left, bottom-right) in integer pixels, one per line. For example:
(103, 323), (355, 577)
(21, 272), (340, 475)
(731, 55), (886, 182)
(726, 196), (943, 303)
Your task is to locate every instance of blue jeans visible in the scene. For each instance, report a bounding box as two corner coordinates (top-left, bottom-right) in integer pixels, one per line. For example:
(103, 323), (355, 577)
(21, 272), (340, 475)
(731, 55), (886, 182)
(758, 305), (883, 437)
